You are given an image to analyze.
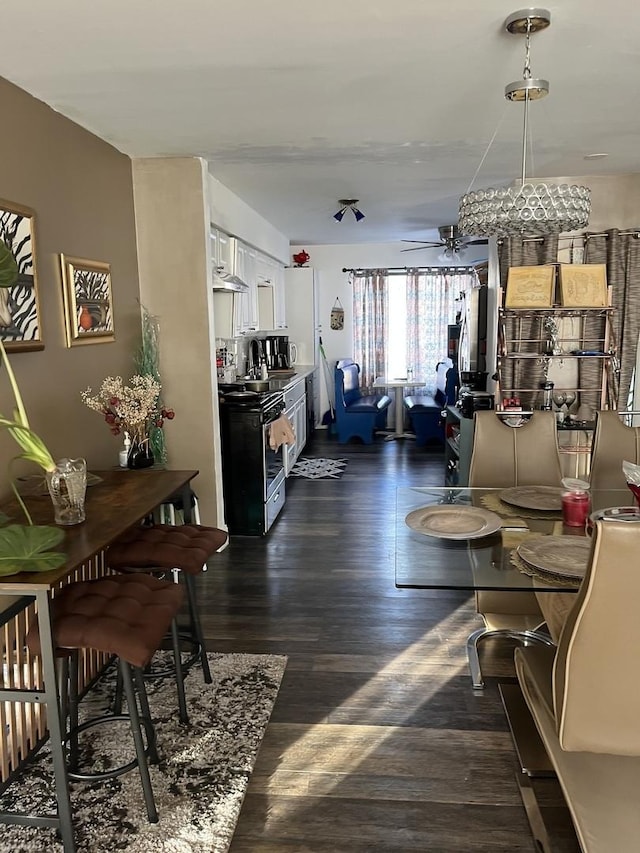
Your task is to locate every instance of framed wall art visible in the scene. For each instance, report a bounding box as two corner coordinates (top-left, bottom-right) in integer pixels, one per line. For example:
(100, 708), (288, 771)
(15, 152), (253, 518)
(505, 265), (556, 309)
(0, 198), (43, 352)
(559, 264), (608, 308)
(60, 255), (115, 347)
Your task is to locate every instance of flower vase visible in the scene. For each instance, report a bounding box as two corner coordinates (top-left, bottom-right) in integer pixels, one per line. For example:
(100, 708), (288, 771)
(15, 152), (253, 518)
(127, 439), (154, 470)
(46, 457), (87, 526)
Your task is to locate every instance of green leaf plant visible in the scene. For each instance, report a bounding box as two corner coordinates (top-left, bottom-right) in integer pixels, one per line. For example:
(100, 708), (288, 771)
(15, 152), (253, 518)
(0, 340), (65, 574)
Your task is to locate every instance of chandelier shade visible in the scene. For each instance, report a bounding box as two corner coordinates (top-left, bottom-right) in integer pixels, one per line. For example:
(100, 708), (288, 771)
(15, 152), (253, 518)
(459, 182), (591, 238)
(458, 8), (590, 238)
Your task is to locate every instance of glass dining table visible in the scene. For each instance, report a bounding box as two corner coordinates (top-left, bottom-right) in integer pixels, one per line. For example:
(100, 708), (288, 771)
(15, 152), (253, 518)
(395, 485), (632, 591)
(396, 484), (637, 836)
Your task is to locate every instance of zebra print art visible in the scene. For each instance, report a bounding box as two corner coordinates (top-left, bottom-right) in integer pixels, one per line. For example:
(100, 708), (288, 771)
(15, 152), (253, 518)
(60, 255), (115, 347)
(0, 199), (43, 352)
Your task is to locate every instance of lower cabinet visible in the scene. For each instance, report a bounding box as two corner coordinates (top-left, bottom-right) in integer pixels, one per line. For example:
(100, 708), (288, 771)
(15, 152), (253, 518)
(284, 379), (307, 475)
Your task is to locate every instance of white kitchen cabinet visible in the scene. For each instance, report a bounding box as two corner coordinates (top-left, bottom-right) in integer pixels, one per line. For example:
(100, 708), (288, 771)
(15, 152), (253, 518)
(273, 263), (287, 330)
(284, 267), (320, 366)
(256, 254), (287, 331)
(234, 243), (258, 335)
(283, 379), (307, 474)
(213, 236), (259, 338)
(294, 396), (307, 458)
(210, 228), (232, 277)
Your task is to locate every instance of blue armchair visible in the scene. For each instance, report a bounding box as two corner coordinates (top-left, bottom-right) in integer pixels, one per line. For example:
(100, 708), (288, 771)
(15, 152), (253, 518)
(403, 359), (457, 446)
(334, 359), (392, 444)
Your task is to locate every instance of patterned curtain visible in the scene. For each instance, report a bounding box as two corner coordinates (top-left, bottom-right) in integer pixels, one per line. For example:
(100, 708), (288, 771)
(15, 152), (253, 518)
(352, 270), (388, 390)
(406, 269), (476, 393)
(584, 229), (640, 412)
(498, 235), (559, 409)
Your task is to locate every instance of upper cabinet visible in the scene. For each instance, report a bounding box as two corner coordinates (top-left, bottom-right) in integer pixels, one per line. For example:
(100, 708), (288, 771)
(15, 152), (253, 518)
(284, 267), (320, 366)
(256, 254), (287, 331)
(235, 243), (259, 335)
(213, 226), (286, 338)
(211, 228), (233, 278)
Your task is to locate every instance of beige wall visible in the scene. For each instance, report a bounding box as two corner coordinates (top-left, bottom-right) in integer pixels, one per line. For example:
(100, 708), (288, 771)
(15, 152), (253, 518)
(132, 157), (224, 526)
(0, 77), (142, 499)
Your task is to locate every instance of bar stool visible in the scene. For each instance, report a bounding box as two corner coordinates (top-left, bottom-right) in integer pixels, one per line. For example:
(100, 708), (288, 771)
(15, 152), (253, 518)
(159, 486), (201, 525)
(26, 573), (185, 824)
(107, 524), (228, 684)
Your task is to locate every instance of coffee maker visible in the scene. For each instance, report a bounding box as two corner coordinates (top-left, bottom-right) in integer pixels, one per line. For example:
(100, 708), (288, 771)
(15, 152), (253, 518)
(457, 370), (493, 418)
(265, 335), (290, 370)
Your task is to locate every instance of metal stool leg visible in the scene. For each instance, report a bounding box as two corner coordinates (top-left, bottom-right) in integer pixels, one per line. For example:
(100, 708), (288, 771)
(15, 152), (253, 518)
(120, 661), (158, 824)
(184, 573), (211, 683)
(132, 667), (159, 764)
(68, 651), (80, 772)
(113, 666), (124, 715)
(56, 657), (70, 730)
(170, 617), (189, 724)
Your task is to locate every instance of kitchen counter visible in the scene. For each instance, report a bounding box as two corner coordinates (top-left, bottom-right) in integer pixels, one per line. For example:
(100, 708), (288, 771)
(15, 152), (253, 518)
(265, 364), (315, 390)
(221, 364), (316, 394)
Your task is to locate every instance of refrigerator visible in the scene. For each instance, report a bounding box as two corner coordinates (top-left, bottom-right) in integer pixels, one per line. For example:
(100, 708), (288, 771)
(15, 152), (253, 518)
(448, 284), (488, 376)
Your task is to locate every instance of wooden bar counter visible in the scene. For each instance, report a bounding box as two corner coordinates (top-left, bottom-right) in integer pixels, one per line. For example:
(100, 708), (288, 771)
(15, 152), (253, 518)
(0, 468), (198, 852)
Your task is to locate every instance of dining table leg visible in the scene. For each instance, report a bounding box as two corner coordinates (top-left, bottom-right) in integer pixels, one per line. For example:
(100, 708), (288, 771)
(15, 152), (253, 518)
(35, 589), (76, 852)
(384, 385), (415, 441)
(0, 591), (75, 850)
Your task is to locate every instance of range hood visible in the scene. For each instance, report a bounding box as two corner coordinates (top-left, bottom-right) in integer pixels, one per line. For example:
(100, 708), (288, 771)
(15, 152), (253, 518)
(212, 235), (249, 292)
(212, 271), (249, 292)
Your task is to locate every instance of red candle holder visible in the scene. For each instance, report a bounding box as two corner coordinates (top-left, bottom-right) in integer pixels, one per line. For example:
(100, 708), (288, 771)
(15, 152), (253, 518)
(562, 490), (591, 527)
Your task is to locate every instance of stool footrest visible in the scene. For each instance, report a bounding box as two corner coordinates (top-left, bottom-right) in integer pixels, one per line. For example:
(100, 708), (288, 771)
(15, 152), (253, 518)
(64, 712), (156, 782)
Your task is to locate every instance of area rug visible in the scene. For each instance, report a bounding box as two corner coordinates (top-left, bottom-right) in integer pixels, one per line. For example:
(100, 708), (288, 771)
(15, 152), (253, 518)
(289, 457), (348, 479)
(0, 652), (287, 853)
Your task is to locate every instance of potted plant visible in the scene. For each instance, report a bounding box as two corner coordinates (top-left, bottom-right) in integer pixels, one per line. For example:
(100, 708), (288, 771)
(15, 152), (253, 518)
(0, 286), (66, 573)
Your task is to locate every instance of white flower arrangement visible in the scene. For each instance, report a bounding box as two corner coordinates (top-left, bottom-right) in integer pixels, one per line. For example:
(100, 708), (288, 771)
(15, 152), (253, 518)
(81, 375), (174, 448)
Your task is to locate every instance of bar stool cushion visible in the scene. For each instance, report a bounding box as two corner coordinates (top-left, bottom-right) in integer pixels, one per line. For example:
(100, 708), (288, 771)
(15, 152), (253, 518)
(107, 524), (228, 576)
(27, 574), (183, 669)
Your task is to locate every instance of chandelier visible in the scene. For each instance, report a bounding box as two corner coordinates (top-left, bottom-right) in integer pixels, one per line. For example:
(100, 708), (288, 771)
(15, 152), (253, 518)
(458, 8), (590, 238)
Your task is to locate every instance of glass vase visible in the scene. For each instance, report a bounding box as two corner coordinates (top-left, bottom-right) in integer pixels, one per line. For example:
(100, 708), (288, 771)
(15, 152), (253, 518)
(127, 438), (155, 470)
(46, 457), (87, 526)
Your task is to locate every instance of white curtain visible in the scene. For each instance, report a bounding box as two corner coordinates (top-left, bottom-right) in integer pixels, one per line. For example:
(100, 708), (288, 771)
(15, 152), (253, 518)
(406, 269), (477, 393)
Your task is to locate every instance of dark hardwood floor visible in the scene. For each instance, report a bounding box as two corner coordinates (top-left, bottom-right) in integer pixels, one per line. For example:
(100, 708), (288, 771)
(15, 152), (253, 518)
(201, 431), (578, 852)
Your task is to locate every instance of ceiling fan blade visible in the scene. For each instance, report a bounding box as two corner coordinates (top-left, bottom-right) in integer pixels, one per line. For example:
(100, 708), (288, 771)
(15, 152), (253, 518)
(401, 245), (439, 253)
(464, 239), (489, 245)
(401, 240), (443, 248)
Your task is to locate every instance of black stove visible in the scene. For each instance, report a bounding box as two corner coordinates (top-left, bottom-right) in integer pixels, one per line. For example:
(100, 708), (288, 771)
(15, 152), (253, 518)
(219, 388), (284, 412)
(218, 385), (286, 536)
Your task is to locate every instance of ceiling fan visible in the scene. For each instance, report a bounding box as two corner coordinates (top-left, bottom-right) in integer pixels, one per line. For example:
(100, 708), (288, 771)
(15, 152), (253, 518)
(401, 224), (488, 256)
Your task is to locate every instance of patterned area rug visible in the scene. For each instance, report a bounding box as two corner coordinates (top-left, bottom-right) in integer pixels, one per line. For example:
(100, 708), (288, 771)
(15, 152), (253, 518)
(0, 653), (287, 853)
(289, 457), (348, 479)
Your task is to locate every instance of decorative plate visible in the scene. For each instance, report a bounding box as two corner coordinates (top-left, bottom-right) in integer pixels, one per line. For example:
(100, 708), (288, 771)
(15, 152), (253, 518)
(517, 536), (591, 580)
(589, 506), (640, 524)
(500, 485), (563, 511)
(405, 505), (503, 540)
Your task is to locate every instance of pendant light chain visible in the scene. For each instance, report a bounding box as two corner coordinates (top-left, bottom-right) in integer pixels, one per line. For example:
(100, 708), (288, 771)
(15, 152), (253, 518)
(457, 8), (591, 238)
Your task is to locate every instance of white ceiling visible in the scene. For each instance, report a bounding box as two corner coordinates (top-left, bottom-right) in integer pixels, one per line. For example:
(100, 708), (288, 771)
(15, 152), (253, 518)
(1, 1), (638, 246)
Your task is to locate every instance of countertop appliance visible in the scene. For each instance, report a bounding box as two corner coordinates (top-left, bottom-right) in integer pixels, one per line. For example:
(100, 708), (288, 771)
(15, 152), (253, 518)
(219, 388), (286, 535)
(265, 335), (291, 371)
(458, 391), (494, 419)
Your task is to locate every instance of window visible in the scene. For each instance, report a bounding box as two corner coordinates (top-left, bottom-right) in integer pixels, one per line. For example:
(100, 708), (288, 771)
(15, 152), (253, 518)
(352, 268), (478, 391)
